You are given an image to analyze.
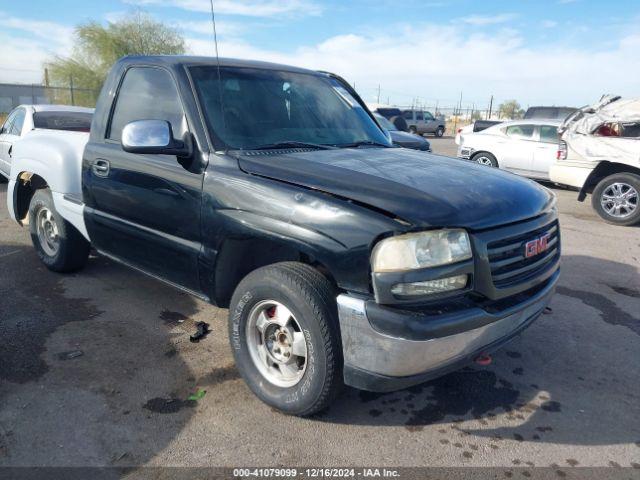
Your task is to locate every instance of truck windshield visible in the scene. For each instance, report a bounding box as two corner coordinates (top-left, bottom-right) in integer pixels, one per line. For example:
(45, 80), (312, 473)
(190, 66), (390, 150)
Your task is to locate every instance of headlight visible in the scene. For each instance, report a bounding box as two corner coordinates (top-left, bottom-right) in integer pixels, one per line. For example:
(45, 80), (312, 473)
(372, 229), (472, 273)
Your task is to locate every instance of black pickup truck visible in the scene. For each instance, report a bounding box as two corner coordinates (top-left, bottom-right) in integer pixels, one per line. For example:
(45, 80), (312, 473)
(8, 56), (560, 416)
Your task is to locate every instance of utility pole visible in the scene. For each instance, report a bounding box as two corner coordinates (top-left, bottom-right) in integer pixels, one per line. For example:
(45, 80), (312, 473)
(377, 84), (380, 104)
(453, 91), (463, 133)
(44, 68), (50, 87)
(487, 95), (493, 120)
(69, 75), (75, 106)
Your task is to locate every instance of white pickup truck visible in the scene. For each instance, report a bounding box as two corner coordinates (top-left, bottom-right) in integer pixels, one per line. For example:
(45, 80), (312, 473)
(550, 95), (640, 226)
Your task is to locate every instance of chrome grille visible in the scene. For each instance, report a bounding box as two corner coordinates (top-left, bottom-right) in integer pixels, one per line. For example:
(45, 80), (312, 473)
(487, 221), (560, 288)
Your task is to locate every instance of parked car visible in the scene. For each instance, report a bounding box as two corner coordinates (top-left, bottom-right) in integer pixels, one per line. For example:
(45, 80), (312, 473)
(373, 113), (431, 151)
(0, 105), (93, 180)
(524, 106), (577, 121)
(455, 120), (503, 145)
(402, 109), (446, 137)
(457, 119), (562, 180)
(550, 95), (640, 226)
(7, 55), (559, 416)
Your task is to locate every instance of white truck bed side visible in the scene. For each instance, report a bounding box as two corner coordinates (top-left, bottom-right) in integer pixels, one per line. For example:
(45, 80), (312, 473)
(8, 129), (90, 240)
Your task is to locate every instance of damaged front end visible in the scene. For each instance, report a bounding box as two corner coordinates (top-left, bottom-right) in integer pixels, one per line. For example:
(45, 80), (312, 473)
(559, 95), (640, 163)
(551, 95), (640, 192)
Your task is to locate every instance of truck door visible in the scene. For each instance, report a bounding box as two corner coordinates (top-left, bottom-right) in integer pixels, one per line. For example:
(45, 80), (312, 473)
(83, 66), (203, 293)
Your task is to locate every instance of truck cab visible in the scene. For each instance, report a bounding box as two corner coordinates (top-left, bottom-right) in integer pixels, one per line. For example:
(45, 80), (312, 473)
(8, 56), (560, 416)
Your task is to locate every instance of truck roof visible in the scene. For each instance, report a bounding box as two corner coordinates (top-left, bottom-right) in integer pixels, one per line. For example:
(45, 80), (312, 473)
(117, 55), (321, 76)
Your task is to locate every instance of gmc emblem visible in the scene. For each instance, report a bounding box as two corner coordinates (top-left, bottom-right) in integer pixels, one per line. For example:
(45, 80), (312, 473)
(525, 233), (551, 258)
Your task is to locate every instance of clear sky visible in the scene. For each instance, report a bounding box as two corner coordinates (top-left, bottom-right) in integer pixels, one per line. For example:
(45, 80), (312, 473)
(1, 0), (638, 109)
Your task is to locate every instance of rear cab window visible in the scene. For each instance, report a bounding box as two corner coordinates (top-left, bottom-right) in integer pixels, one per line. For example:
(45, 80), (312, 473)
(33, 111), (93, 132)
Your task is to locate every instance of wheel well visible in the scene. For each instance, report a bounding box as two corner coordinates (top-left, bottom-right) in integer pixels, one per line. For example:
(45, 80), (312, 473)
(578, 162), (640, 201)
(14, 173), (48, 224)
(211, 238), (337, 308)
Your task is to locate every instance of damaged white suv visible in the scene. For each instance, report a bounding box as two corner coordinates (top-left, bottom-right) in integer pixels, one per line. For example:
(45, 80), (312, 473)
(551, 95), (640, 226)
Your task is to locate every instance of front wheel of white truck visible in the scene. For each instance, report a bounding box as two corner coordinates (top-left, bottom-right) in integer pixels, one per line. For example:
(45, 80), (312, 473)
(228, 262), (343, 416)
(28, 188), (90, 272)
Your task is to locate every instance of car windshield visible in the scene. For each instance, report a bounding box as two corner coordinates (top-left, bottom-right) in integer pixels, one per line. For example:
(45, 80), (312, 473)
(373, 113), (397, 131)
(33, 111), (92, 132)
(190, 66), (390, 150)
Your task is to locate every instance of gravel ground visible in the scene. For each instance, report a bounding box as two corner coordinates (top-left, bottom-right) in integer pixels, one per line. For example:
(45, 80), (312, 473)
(0, 141), (639, 477)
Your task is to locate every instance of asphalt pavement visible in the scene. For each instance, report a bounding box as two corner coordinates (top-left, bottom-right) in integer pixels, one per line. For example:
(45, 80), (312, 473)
(0, 140), (639, 476)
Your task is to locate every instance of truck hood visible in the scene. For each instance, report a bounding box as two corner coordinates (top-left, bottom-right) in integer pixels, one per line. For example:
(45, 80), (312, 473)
(237, 148), (554, 230)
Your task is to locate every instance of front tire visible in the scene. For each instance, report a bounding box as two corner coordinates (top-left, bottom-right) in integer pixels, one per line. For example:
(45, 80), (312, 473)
(591, 173), (640, 226)
(228, 262), (343, 416)
(435, 126), (445, 137)
(472, 152), (498, 168)
(28, 188), (90, 272)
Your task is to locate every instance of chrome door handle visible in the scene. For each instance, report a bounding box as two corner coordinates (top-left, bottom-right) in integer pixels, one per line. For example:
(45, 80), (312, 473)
(92, 159), (110, 177)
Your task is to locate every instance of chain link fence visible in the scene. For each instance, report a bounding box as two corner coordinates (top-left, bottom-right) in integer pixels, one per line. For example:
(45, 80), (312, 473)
(0, 83), (99, 120)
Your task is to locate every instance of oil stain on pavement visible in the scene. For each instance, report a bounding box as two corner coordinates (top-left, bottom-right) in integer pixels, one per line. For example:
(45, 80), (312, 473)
(557, 286), (640, 336)
(0, 246), (103, 384)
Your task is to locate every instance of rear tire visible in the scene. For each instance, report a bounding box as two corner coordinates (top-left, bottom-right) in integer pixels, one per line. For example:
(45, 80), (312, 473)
(591, 173), (640, 226)
(472, 152), (498, 168)
(28, 188), (90, 272)
(228, 262), (343, 416)
(408, 126), (417, 134)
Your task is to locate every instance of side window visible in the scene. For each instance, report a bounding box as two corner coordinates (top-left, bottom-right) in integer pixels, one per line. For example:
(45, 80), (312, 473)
(593, 123), (620, 137)
(108, 67), (187, 142)
(402, 110), (413, 120)
(415, 111), (424, 121)
(9, 108), (26, 136)
(1, 109), (17, 134)
(621, 122), (640, 138)
(539, 125), (558, 143)
(505, 124), (535, 140)
(424, 111), (435, 121)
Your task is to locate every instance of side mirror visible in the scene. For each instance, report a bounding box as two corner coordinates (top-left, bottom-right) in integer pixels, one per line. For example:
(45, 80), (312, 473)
(122, 120), (192, 157)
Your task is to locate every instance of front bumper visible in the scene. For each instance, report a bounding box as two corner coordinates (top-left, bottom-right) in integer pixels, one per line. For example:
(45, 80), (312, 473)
(458, 146), (473, 159)
(549, 162), (593, 190)
(337, 270), (559, 392)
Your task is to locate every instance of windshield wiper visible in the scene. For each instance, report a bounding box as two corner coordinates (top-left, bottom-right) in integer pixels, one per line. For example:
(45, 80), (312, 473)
(337, 140), (391, 148)
(251, 141), (336, 151)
